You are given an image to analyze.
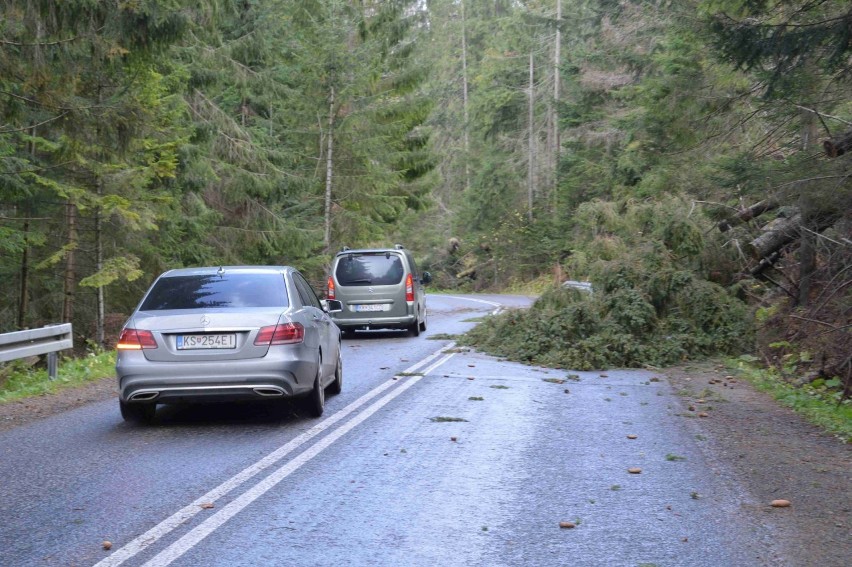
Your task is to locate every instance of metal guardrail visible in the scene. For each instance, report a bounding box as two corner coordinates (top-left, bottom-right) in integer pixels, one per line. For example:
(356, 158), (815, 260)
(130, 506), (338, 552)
(561, 280), (594, 294)
(0, 324), (73, 379)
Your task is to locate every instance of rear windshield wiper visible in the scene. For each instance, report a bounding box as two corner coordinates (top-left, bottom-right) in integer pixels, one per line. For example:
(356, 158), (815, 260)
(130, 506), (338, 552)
(345, 278), (373, 284)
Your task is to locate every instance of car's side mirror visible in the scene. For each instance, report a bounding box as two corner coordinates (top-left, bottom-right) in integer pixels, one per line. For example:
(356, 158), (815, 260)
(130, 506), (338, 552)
(421, 271), (432, 285)
(322, 299), (343, 313)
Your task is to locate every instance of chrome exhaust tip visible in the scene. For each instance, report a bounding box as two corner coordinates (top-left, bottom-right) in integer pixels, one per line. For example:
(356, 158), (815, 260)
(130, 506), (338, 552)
(253, 387), (285, 397)
(129, 391), (159, 401)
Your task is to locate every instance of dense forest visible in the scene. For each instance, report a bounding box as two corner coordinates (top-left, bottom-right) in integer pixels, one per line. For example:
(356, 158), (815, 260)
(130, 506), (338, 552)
(1, 1), (849, 384)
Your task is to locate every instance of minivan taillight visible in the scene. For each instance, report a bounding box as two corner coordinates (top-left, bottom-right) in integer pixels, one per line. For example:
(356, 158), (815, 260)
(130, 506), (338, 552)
(255, 323), (305, 346)
(117, 328), (158, 350)
(405, 273), (414, 302)
(327, 276), (335, 300)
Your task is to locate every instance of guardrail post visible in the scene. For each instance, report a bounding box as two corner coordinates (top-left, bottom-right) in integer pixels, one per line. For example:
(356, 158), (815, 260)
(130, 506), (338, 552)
(0, 324), (73, 378)
(47, 352), (58, 380)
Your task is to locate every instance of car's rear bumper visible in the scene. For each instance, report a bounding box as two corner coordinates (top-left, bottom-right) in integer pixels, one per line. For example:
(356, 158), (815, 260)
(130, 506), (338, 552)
(116, 349), (315, 404)
(331, 313), (416, 331)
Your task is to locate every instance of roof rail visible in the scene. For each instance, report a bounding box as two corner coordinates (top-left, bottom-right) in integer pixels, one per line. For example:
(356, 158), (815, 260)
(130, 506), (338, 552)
(341, 246), (351, 252)
(394, 244), (405, 250)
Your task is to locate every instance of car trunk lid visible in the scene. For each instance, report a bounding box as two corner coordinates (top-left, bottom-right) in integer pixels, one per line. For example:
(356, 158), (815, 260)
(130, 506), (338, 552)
(129, 308), (285, 362)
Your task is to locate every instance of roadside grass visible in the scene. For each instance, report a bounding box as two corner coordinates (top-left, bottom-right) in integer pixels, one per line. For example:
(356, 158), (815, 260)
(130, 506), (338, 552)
(0, 351), (115, 404)
(731, 357), (852, 443)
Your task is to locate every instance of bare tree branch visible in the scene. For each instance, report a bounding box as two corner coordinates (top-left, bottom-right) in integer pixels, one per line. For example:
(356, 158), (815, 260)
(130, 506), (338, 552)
(0, 112), (69, 134)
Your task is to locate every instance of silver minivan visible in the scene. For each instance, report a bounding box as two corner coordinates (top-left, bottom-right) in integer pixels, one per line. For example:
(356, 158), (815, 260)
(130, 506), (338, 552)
(327, 245), (431, 336)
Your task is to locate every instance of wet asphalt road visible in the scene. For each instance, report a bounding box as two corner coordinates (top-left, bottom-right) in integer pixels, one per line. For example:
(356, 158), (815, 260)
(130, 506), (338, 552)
(0, 294), (776, 567)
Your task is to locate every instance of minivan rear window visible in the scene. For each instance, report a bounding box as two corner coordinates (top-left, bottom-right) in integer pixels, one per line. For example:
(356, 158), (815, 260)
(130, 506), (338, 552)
(140, 274), (289, 310)
(335, 253), (404, 286)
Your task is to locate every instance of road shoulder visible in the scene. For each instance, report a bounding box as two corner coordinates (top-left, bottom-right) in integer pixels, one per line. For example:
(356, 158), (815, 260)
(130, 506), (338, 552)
(664, 361), (850, 567)
(0, 376), (116, 433)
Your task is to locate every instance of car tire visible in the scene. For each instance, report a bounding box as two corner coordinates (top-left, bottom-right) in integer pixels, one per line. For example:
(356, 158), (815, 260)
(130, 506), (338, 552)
(409, 314), (421, 337)
(306, 366), (325, 417)
(419, 311), (427, 332)
(328, 353), (343, 395)
(120, 400), (156, 424)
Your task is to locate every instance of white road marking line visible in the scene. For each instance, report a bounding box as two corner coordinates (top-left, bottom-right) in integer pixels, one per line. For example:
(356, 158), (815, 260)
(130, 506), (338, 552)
(441, 295), (504, 315)
(94, 343), (457, 567)
(142, 350), (457, 567)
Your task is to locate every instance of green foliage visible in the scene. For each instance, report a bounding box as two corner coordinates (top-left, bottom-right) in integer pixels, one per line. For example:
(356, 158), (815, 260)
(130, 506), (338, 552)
(1, 0), (437, 344)
(0, 351), (116, 403)
(603, 289), (657, 334)
(462, 196), (753, 369)
(0, 227), (27, 256)
(0, 0), (197, 335)
(704, 0), (852, 98)
(465, 269), (752, 370)
(79, 256), (144, 288)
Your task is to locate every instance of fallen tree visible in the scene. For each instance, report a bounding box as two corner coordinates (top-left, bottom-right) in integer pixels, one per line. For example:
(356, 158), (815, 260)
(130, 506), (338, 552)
(718, 199), (779, 232)
(746, 213), (803, 259)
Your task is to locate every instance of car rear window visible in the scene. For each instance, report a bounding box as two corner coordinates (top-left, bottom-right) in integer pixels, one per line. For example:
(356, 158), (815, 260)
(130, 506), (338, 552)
(140, 274), (289, 310)
(335, 253), (404, 286)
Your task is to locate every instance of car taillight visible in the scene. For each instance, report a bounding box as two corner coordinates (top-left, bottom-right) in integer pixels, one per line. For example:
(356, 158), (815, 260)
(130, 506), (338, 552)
(117, 328), (158, 350)
(255, 323), (305, 346)
(405, 273), (414, 302)
(327, 276), (335, 300)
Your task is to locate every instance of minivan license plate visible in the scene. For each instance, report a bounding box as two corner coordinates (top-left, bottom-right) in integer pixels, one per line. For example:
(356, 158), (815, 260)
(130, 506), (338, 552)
(177, 334), (236, 350)
(355, 304), (385, 312)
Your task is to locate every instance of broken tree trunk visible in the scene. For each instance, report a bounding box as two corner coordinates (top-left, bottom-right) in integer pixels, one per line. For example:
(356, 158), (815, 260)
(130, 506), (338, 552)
(457, 259), (494, 280)
(747, 213), (802, 259)
(747, 211), (837, 276)
(750, 250), (783, 277)
(823, 129), (852, 158)
(718, 199), (779, 232)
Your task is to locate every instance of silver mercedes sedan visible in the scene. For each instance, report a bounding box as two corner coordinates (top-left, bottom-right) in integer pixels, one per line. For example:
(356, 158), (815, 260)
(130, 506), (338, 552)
(115, 266), (343, 424)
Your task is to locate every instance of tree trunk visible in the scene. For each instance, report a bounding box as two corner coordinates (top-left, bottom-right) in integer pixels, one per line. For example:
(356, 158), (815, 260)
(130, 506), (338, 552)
(747, 213), (802, 259)
(552, 0), (561, 209)
(18, 216), (29, 330)
(797, 226), (816, 307)
(749, 250), (783, 277)
(95, 87), (105, 345)
(18, 125), (37, 329)
(461, 0), (470, 193)
(457, 259), (494, 280)
(323, 85), (335, 253)
(527, 51), (535, 222)
(718, 199), (779, 232)
(746, 209), (841, 259)
(62, 201), (78, 324)
(95, 198), (105, 347)
(800, 107), (819, 149)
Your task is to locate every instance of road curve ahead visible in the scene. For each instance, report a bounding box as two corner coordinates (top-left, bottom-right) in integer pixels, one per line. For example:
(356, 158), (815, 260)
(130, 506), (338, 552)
(1, 294), (777, 566)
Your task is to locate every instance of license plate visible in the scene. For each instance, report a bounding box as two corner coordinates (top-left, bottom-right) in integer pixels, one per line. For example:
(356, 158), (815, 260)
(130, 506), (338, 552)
(176, 334), (236, 350)
(355, 304), (386, 312)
